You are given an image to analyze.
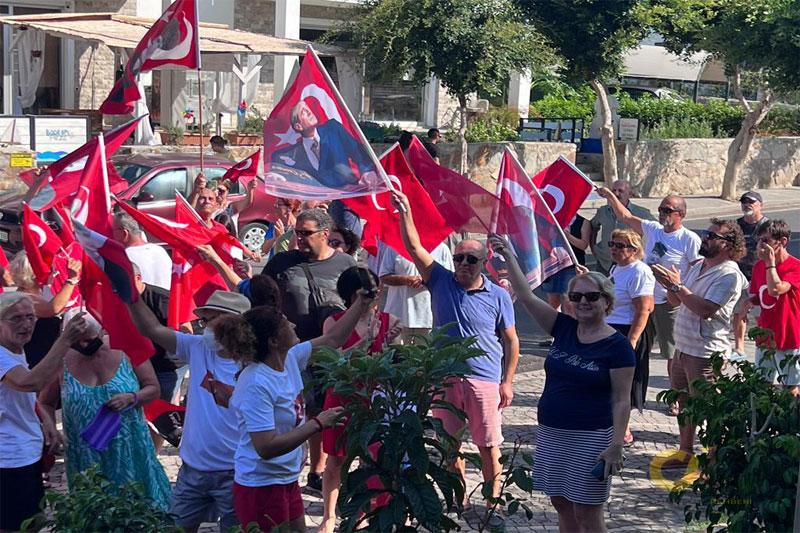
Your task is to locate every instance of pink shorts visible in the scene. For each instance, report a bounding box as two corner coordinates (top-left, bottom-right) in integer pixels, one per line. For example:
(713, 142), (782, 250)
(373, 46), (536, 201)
(432, 377), (503, 447)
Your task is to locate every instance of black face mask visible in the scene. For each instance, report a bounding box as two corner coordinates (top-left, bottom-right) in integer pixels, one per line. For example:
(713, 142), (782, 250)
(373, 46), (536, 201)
(72, 337), (104, 357)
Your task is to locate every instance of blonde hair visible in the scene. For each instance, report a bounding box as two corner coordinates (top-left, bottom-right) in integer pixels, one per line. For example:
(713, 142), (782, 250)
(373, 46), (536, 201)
(0, 292), (33, 319)
(9, 251), (38, 291)
(610, 229), (644, 260)
(567, 272), (616, 316)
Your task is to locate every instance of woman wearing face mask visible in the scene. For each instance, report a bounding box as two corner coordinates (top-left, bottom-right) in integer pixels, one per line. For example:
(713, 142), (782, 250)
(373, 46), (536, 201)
(38, 316), (171, 511)
(489, 235), (634, 533)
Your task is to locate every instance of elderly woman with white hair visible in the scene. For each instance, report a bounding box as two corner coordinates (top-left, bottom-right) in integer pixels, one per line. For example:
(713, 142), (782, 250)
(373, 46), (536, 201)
(39, 315), (171, 511)
(0, 292), (87, 532)
(490, 235), (635, 533)
(9, 251), (81, 368)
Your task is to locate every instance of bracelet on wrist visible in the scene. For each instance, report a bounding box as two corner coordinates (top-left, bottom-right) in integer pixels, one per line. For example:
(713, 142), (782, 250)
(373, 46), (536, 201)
(66, 278), (80, 285)
(131, 391), (139, 407)
(311, 416), (324, 432)
(766, 265), (776, 270)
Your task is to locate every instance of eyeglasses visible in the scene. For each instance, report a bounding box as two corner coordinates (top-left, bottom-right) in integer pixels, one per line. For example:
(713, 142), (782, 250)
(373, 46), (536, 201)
(567, 291), (604, 303)
(295, 229), (325, 238)
(658, 207), (683, 215)
(453, 254), (481, 265)
(700, 230), (734, 242)
(607, 241), (635, 250)
(2, 313), (36, 325)
(328, 239), (343, 249)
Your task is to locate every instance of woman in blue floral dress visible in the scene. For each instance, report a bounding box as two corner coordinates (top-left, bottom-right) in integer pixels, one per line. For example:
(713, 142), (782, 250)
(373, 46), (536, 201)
(39, 318), (171, 511)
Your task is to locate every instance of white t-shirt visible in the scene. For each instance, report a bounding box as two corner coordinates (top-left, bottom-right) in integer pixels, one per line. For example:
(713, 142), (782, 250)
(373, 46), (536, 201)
(126, 243), (172, 291)
(607, 260), (656, 326)
(640, 220), (701, 304)
(379, 243), (454, 328)
(175, 332), (242, 472)
(230, 342), (312, 487)
(0, 347), (43, 468)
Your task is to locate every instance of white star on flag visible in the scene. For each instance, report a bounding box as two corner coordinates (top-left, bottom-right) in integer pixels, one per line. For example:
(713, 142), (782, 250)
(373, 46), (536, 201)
(274, 125), (300, 147)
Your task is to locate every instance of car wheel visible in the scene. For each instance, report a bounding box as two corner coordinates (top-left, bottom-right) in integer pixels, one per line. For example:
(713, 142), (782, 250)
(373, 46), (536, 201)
(239, 222), (269, 253)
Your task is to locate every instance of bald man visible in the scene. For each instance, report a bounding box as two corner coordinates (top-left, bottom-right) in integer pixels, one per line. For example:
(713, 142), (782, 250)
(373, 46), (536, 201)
(598, 189), (701, 413)
(391, 191), (519, 522)
(590, 180), (655, 276)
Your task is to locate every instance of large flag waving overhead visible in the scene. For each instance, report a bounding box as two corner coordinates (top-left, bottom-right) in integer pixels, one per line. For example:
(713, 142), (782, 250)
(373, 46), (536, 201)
(343, 144), (452, 260)
(262, 48), (388, 200)
(490, 148), (574, 291)
(222, 150), (260, 183)
(22, 204), (63, 285)
(101, 0), (199, 115)
(530, 155), (594, 229)
(28, 116), (143, 211)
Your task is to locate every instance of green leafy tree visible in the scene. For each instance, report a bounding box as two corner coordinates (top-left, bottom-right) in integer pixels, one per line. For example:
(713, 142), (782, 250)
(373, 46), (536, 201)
(328, 0), (551, 175)
(518, 0), (649, 185)
(650, 0), (800, 200)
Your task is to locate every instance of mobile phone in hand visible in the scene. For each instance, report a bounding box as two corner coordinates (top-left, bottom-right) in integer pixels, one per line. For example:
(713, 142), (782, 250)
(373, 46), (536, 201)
(358, 268), (376, 299)
(590, 459), (606, 481)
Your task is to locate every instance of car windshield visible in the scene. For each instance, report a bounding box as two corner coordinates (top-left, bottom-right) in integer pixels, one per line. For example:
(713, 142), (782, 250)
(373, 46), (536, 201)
(114, 162), (153, 185)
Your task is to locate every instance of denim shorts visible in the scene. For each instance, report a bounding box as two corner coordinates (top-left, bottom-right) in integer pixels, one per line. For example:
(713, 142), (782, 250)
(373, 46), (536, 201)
(155, 370), (178, 403)
(541, 266), (577, 295)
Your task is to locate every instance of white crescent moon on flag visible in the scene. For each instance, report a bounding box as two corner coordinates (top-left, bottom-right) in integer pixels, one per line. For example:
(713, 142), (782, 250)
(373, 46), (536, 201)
(63, 155), (89, 174)
(30, 225), (47, 248)
(300, 84), (342, 124)
(542, 184), (565, 214)
(370, 175), (402, 212)
(502, 180), (533, 210)
(234, 159), (253, 171)
(71, 186), (91, 224)
(148, 17), (193, 62)
(759, 285), (776, 310)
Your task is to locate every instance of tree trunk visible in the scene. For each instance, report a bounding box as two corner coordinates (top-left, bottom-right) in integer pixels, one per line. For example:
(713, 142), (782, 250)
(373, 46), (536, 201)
(589, 79), (618, 186)
(721, 90), (777, 200)
(457, 94), (468, 176)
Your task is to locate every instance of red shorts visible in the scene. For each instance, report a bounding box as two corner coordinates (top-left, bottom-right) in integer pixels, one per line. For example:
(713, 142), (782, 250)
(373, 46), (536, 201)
(233, 481), (304, 531)
(432, 377), (503, 447)
(322, 388), (370, 457)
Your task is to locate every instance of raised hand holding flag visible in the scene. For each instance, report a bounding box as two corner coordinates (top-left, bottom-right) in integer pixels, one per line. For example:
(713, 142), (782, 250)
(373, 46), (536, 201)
(22, 204), (64, 285)
(222, 150), (261, 183)
(530, 156), (594, 229)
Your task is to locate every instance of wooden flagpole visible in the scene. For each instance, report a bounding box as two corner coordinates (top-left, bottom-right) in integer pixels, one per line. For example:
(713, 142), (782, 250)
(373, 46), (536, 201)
(506, 148), (581, 268)
(195, 0), (204, 171)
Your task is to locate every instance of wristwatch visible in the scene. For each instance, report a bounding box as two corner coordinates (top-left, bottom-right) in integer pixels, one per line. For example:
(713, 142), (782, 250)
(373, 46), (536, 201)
(66, 278), (80, 285)
(670, 283), (684, 293)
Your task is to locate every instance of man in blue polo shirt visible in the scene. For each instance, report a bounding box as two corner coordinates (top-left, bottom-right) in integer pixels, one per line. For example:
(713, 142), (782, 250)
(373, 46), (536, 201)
(391, 191), (519, 519)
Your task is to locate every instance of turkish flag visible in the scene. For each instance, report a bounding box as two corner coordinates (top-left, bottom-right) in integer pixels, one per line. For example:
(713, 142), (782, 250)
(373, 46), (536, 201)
(52, 204), (75, 246)
(344, 144), (452, 260)
(22, 204), (64, 285)
(262, 48), (386, 200)
(101, 0), (199, 114)
(222, 150), (260, 183)
(405, 136), (514, 235)
(529, 156), (594, 229)
(50, 242), (83, 313)
(70, 135), (113, 237)
(28, 116), (142, 212)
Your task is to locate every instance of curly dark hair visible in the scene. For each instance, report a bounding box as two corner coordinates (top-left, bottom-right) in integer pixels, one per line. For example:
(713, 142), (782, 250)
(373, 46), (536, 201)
(213, 306), (285, 364)
(331, 225), (361, 256)
(710, 217), (746, 261)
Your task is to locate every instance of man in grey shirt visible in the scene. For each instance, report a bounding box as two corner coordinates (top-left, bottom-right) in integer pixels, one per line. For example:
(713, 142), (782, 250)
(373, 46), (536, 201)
(590, 180), (655, 276)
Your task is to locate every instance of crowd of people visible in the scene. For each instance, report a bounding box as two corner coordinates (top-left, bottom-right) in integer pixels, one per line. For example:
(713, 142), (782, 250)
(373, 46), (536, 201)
(0, 171), (798, 533)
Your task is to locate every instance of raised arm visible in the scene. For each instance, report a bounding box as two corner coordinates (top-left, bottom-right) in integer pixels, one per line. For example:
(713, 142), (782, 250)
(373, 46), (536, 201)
(126, 299), (177, 354)
(488, 235), (558, 334)
(390, 191), (435, 282)
(196, 244), (242, 291)
(312, 292), (374, 349)
(187, 174), (205, 209)
(597, 187), (644, 236)
(34, 259), (82, 318)
(2, 313), (86, 393)
(230, 178), (257, 215)
(758, 242), (794, 297)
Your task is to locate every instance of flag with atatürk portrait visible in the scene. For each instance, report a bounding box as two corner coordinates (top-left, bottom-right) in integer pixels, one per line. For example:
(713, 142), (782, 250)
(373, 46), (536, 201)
(262, 47), (388, 200)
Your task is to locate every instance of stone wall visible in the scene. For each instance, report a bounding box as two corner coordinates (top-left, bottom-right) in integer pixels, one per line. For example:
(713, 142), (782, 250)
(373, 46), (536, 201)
(617, 138), (800, 197)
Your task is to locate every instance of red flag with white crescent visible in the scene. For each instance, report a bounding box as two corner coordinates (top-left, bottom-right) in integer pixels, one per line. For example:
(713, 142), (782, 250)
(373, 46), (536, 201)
(222, 150), (260, 183)
(22, 204), (63, 285)
(101, 0), (200, 114)
(529, 156), (593, 229)
(343, 144), (452, 260)
(262, 48), (387, 200)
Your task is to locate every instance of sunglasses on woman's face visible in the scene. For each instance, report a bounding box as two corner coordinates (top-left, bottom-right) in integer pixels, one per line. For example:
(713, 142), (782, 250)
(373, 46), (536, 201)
(453, 254), (481, 265)
(607, 241), (634, 249)
(567, 291), (604, 303)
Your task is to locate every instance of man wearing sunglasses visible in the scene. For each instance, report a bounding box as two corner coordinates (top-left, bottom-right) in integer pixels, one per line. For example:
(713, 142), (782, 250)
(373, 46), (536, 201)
(652, 218), (746, 467)
(731, 191), (769, 361)
(391, 191), (519, 522)
(598, 188), (701, 414)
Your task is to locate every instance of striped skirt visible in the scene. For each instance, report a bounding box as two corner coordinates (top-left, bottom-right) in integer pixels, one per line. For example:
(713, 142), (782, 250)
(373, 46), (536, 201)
(533, 424), (613, 505)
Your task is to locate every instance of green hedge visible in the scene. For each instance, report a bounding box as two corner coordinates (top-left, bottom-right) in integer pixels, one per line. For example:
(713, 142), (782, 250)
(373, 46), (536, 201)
(530, 87), (800, 138)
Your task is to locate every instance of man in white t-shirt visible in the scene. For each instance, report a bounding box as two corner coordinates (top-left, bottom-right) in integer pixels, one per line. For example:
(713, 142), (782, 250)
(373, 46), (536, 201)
(127, 291), (251, 532)
(598, 189), (701, 404)
(112, 211), (172, 291)
(379, 242), (454, 344)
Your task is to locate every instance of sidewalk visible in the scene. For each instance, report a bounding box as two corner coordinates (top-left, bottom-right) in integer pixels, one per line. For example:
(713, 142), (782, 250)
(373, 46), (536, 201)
(578, 186), (800, 221)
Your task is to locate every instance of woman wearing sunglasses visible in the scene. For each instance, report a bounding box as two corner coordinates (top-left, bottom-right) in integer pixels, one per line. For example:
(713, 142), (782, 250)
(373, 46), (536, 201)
(489, 235), (634, 533)
(606, 230), (655, 447)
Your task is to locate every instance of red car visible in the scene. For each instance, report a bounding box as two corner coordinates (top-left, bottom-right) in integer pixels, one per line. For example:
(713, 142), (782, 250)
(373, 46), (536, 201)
(0, 153), (278, 256)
